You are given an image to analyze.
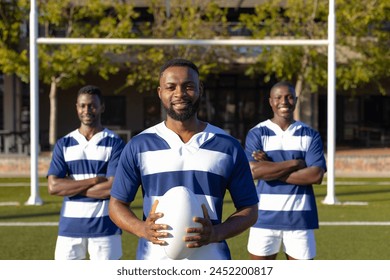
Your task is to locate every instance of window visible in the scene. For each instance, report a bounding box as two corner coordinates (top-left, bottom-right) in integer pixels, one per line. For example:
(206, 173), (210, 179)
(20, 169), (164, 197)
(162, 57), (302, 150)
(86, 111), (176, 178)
(101, 96), (126, 127)
(144, 96), (161, 128)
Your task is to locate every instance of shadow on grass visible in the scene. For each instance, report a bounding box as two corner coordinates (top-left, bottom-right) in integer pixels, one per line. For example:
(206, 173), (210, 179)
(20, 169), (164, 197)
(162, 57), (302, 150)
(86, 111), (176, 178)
(331, 188), (390, 199)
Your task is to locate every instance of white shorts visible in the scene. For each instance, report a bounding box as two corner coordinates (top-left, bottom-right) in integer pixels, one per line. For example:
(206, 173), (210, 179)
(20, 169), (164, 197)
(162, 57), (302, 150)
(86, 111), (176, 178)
(54, 234), (122, 260)
(247, 228), (316, 259)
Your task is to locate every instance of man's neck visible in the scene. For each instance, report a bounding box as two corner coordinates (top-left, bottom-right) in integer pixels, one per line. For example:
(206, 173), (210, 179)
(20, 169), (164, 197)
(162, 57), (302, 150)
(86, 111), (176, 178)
(78, 125), (104, 141)
(270, 117), (295, 131)
(165, 118), (206, 143)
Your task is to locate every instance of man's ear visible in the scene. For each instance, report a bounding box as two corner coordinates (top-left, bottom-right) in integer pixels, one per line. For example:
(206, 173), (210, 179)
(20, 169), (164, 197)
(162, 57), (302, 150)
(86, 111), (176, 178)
(157, 86), (162, 99)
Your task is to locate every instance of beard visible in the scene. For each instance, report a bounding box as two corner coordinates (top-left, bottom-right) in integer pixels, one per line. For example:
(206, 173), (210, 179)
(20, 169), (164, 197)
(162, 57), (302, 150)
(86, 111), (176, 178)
(164, 97), (201, 122)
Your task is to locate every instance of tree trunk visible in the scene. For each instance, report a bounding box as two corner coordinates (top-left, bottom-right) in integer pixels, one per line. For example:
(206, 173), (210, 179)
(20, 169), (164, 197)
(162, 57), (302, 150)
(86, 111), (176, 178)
(294, 47), (310, 121)
(49, 78), (57, 149)
(294, 76), (303, 121)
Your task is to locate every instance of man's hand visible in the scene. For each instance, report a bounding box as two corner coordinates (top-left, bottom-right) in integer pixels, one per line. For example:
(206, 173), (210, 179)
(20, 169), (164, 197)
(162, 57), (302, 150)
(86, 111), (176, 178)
(185, 204), (215, 248)
(144, 200), (169, 245)
(252, 150), (269, 161)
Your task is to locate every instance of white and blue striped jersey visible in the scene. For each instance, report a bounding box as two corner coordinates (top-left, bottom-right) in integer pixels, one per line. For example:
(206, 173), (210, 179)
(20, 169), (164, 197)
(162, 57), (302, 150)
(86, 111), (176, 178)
(111, 121), (258, 260)
(245, 120), (327, 230)
(47, 128), (125, 238)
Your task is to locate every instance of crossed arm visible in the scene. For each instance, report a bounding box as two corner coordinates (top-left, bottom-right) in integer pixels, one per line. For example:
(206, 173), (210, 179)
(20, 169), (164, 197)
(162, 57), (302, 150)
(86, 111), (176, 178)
(47, 175), (114, 199)
(249, 150), (324, 185)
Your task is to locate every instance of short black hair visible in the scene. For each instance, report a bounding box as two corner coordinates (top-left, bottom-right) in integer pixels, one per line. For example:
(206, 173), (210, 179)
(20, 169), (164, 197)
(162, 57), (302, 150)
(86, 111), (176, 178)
(78, 85), (104, 104)
(270, 81), (295, 96)
(159, 58), (199, 78)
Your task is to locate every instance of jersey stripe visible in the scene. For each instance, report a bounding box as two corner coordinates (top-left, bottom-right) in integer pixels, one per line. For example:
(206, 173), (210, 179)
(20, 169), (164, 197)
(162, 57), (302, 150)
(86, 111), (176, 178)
(258, 193), (312, 211)
(140, 148), (231, 177)
(262, 134), (312, 151)
(62, 200), (109, 218)
(64, 145), (113, 161)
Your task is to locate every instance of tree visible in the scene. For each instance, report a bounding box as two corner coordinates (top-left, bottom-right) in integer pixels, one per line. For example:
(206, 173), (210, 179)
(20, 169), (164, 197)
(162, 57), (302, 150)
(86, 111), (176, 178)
(1, 0), (140, 148)
(336, 0), (390, 95)
(238, 0), (390, 126)
(37, 0), (140, 148)
(122, 0), (237, 93)
(112, 0), (239, 124)
(0, 0), (29, 82)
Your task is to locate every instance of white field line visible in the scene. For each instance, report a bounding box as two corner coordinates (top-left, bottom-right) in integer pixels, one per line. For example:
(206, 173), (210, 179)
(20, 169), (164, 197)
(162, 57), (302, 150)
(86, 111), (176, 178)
(0, 183), (47, 187)
(320, 181), (390, 185)
(0, 202), (20, 206)
(0, 222), (58, 226)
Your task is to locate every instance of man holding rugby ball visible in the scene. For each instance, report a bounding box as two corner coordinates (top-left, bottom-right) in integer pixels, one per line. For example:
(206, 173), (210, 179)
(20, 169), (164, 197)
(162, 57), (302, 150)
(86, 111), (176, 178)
(109, 58), (258, 260)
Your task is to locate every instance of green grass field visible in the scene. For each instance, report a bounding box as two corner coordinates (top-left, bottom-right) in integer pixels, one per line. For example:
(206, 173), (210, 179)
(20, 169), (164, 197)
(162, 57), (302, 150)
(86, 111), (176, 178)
(1, 177), (390, 260)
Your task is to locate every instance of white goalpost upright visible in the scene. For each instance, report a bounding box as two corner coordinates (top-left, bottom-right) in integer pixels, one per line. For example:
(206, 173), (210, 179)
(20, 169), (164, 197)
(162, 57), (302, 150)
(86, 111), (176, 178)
(26, 0), (42, 205)
(26, 0), (337, 205)
(323, 0), (338, 204)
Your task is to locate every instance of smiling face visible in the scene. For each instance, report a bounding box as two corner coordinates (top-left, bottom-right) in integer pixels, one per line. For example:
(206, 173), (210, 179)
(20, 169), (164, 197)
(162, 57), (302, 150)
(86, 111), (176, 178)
(269, 84), (297, 123)
(158, 65), (203, 122)
(76, 93), (105, 128)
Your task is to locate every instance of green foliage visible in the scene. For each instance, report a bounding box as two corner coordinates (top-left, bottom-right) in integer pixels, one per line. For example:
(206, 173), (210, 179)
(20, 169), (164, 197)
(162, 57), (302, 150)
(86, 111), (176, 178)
(1, 0), (388, 95)
(0, 0), (29, 81)
(124, 0), (236, 92)
(239, 0), (390, 95)
(27, 1), (142, 145)
(1, 0), (141, 87)
(239, 0), (329, 93)
(36, 0), (140, 89)
(336, 0), (390, 95)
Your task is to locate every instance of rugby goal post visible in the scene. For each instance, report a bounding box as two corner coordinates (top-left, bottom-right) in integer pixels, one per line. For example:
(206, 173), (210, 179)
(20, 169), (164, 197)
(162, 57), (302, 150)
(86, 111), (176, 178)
(26, 0), (338, 205)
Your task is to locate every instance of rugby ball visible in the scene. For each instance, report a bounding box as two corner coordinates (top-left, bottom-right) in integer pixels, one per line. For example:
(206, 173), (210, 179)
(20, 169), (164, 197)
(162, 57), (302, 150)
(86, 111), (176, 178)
(155, 186), (203, 260)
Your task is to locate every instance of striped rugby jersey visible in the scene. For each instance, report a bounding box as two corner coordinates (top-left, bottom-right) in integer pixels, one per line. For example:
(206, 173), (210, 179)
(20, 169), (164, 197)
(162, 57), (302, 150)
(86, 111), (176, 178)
(47, 128), (125, 238)
(245, 119), (327, 230)
(111, 121), (258, 260)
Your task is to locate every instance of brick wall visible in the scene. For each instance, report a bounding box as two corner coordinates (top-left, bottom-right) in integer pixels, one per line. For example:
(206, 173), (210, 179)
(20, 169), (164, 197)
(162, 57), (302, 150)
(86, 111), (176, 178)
(0, 153), (51, 177)
(332, 154), (390, 177)
(0, 152), (389, 178)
